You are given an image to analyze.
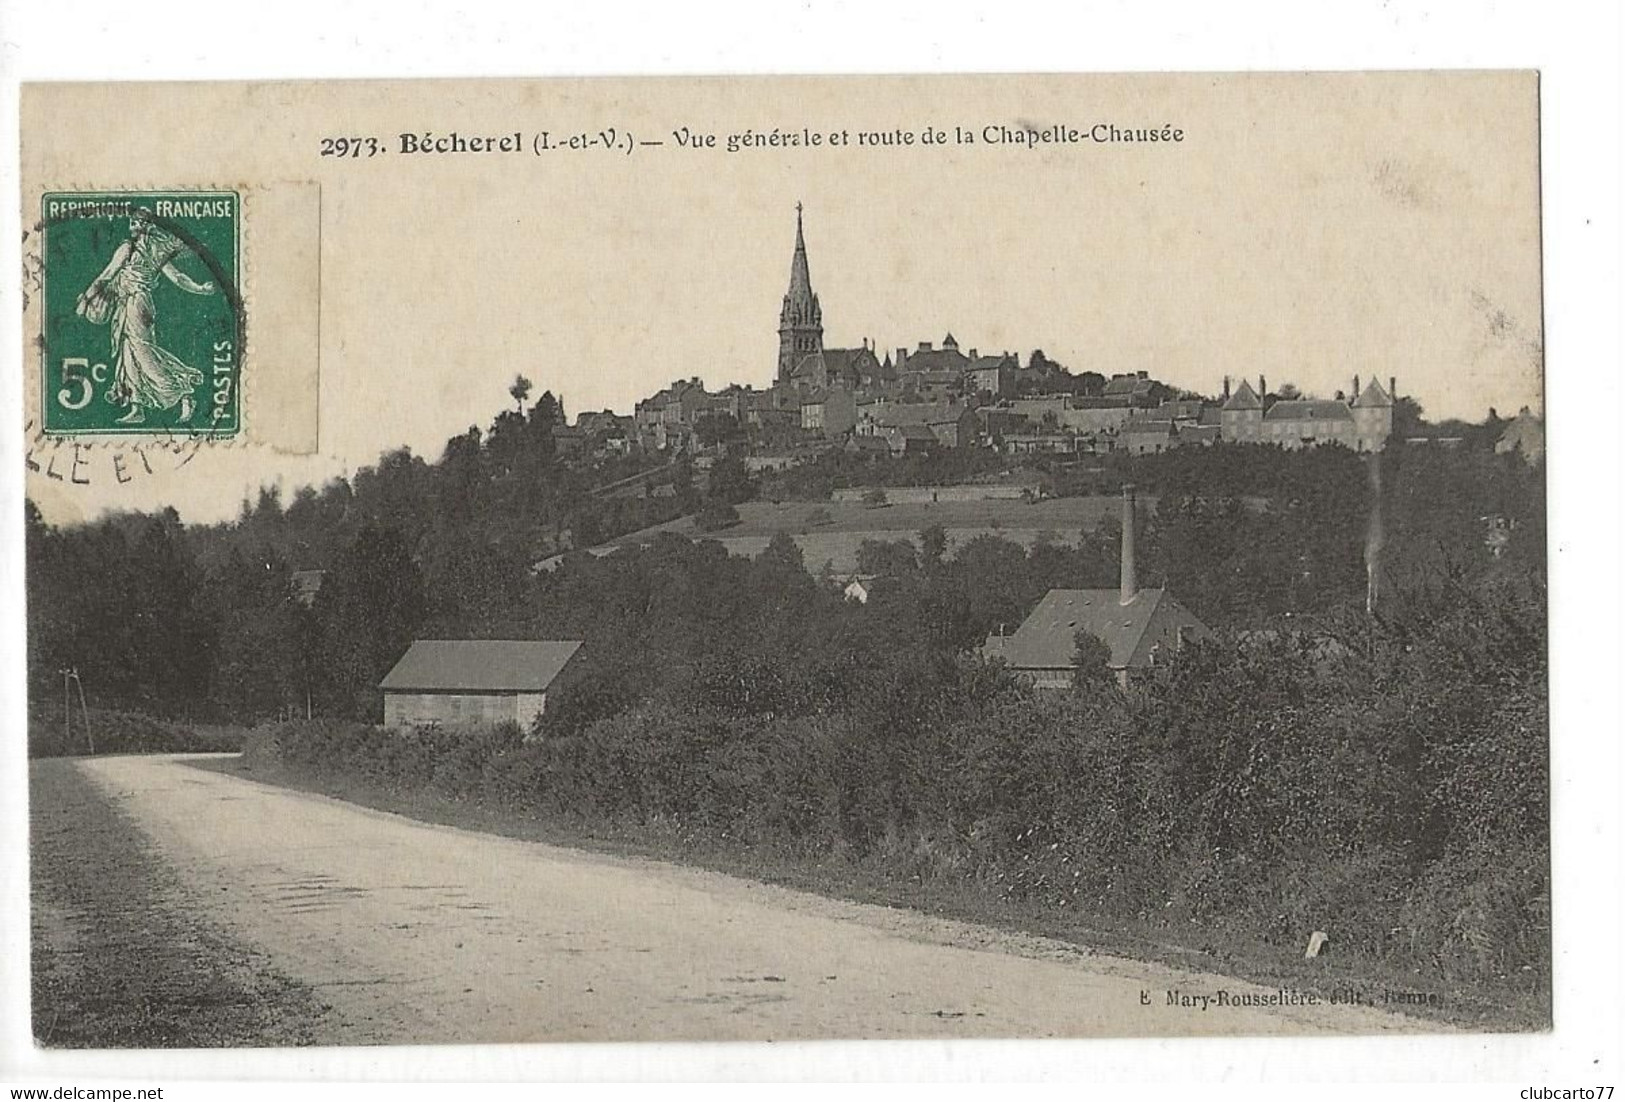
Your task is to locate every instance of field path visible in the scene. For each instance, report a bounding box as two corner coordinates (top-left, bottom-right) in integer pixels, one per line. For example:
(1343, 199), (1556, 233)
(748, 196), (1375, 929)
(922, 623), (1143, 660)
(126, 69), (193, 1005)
(74, 754), (1436, 1044)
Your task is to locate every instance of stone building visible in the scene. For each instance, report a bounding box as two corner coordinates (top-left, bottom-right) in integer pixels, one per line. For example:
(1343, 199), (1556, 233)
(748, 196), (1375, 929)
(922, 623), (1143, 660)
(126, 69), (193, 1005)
(984, 487), (1209, 689)
(380, 640), (584, 730)
(800, 386), (859, 436)
(1219, 375), (1394, 451)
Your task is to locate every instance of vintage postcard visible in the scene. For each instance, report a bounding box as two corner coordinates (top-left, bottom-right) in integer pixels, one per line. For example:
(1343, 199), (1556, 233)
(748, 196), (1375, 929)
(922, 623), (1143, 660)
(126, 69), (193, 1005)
(17, 72), (1546, 1049)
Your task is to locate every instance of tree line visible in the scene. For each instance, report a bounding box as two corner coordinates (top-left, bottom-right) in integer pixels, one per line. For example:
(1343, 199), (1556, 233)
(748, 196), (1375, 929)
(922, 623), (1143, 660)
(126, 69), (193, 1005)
(26, 384), (1548, 993)
(27, 383), (1543, 729)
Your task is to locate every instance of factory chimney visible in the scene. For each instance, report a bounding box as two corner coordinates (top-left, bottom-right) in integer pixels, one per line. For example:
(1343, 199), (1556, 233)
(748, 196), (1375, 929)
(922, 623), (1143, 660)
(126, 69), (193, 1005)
(1120, 484), (1137, 605)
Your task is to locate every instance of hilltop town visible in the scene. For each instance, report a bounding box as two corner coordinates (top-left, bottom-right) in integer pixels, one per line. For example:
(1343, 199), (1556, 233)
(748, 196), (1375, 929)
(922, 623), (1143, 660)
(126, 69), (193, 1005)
(558, 207), (1405, 470)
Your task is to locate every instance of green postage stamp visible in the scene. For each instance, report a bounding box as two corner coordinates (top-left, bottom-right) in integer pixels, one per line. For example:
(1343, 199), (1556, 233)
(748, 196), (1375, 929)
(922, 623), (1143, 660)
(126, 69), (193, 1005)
(39, 191), (241, 437)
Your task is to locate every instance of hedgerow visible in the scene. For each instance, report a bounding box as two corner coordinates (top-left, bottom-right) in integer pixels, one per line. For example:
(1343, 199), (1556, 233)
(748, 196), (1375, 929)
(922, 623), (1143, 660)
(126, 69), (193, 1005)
(28, 706), (244, 759)
(246, 571), (1547, 991)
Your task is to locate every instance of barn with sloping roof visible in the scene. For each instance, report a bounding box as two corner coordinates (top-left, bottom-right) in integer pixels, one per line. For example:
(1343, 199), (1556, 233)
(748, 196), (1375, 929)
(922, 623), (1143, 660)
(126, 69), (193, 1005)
(379, 640), (583, 729)
(984, 487), (1209, 689)
(984, 587), (1209, 689)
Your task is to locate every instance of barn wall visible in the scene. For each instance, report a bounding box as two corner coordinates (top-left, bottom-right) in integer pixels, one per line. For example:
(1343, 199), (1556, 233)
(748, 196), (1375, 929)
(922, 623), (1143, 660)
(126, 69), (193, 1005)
(383, 692), (520, 729)
(516, 693), (547, 729)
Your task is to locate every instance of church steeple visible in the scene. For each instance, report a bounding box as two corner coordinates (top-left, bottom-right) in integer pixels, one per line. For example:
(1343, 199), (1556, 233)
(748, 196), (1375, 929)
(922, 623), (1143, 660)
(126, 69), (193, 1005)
(778, 202), (823, 385)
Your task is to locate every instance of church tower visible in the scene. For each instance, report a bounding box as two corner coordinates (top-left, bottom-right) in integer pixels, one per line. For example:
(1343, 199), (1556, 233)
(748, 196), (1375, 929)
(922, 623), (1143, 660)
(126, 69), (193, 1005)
(778, 203), (823, 385)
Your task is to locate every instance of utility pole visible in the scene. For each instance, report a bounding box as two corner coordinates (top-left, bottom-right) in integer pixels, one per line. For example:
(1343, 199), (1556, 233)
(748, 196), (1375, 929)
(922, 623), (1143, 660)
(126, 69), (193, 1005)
(59, 667), (71, 750)
(71, 669), (93, 755)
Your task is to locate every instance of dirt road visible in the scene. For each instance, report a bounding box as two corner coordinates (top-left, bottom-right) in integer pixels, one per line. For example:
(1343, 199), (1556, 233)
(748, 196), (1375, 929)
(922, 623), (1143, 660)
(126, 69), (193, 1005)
(70, 754), (1436, 1044)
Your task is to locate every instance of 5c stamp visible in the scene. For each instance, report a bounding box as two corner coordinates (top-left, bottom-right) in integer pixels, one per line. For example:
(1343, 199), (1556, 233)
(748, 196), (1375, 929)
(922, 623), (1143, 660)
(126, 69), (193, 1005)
(39, 191), (241, 437)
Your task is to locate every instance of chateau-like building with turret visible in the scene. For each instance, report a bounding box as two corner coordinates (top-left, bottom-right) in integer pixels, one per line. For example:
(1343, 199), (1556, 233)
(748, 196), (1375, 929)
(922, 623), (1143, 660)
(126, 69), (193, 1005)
(1219, 374), (1395, 451)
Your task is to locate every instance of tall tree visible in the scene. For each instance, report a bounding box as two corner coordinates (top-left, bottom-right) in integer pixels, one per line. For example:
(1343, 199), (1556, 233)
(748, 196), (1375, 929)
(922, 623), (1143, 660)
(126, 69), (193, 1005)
(314, 525), (428, 719)
(707, 453), (754, 505)
(509, 374), (533, 414)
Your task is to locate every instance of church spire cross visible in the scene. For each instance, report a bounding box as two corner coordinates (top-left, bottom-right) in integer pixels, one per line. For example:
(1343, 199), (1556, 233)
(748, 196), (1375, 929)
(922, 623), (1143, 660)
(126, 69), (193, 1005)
(785, 203), (814, 305)
(777, 203), (823, 385)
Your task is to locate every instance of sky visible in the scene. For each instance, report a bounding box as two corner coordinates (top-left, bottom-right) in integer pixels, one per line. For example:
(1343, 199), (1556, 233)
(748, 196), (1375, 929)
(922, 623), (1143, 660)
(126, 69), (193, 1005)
(20, 72), (1543, 525)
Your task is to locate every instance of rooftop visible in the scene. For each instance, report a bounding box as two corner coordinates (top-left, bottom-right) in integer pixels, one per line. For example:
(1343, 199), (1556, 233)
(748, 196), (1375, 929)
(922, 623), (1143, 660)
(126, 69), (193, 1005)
(1222, 379), (1263, 411)
(791, 346), (881, 381)
(990, 588), (1176, 670)
(1103, 373), (1155, 397)
(1265, 400), (1354, 422)
(1351, 377), (1394, 409)
(900, 344), (971, 374)
(380, 640), (583, 694)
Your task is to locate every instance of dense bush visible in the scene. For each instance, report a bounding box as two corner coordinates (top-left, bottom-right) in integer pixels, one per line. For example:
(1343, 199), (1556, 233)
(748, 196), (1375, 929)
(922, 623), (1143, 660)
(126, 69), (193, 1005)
(28, 706), (245, 759)
(248, 564), (1547, 989)
(695, 500), (740, 531)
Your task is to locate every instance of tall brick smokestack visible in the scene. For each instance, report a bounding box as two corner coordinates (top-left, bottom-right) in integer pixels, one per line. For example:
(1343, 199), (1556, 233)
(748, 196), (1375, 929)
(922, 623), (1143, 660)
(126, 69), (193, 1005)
(1120, 484), (1137, 605)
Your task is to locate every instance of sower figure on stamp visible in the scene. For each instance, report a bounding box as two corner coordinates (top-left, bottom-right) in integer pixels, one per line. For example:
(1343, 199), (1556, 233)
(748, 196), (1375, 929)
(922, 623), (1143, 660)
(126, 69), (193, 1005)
(75, 209), (215, 425)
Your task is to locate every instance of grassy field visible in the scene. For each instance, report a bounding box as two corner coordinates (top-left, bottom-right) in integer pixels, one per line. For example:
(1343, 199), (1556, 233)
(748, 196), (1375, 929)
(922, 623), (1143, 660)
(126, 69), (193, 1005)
(29, 758), (331, 1047)
(594, 495), (1139, 574)
(199, 751), (1547, 1034)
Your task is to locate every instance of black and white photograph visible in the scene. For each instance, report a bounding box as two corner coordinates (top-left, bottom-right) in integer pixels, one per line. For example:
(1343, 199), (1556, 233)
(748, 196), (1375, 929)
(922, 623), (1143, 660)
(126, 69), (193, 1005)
(2, 12), (1620, 1089)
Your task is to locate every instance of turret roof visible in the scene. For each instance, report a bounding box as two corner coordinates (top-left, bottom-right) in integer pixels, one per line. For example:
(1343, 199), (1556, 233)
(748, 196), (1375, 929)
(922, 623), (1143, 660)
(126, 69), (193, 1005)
(1222, 378), (1263, 411)
(1351, 377), (1393, 408)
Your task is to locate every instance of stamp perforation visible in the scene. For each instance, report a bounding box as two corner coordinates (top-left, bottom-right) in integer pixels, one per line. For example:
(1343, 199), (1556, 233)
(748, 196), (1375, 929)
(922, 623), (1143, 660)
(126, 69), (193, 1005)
(24, 185), (252, 451)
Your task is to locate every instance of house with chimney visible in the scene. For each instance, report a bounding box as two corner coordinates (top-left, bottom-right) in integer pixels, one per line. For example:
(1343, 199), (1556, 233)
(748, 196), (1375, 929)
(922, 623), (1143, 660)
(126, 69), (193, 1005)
(965, 352), (1020, 398)
(895, 334), (971, 385)
(1098, 371), (1160, 408)
(983, 487), (1210, 689)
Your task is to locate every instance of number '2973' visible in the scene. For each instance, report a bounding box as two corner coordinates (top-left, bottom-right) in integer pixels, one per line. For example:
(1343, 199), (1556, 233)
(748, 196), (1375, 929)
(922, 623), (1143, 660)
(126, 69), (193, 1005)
(319, 136), (383, 158)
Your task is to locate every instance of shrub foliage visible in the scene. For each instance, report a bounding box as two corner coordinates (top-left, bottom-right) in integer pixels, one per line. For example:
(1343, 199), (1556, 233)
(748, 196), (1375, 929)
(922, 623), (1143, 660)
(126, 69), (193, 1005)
(248, 566), (1546, 988)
